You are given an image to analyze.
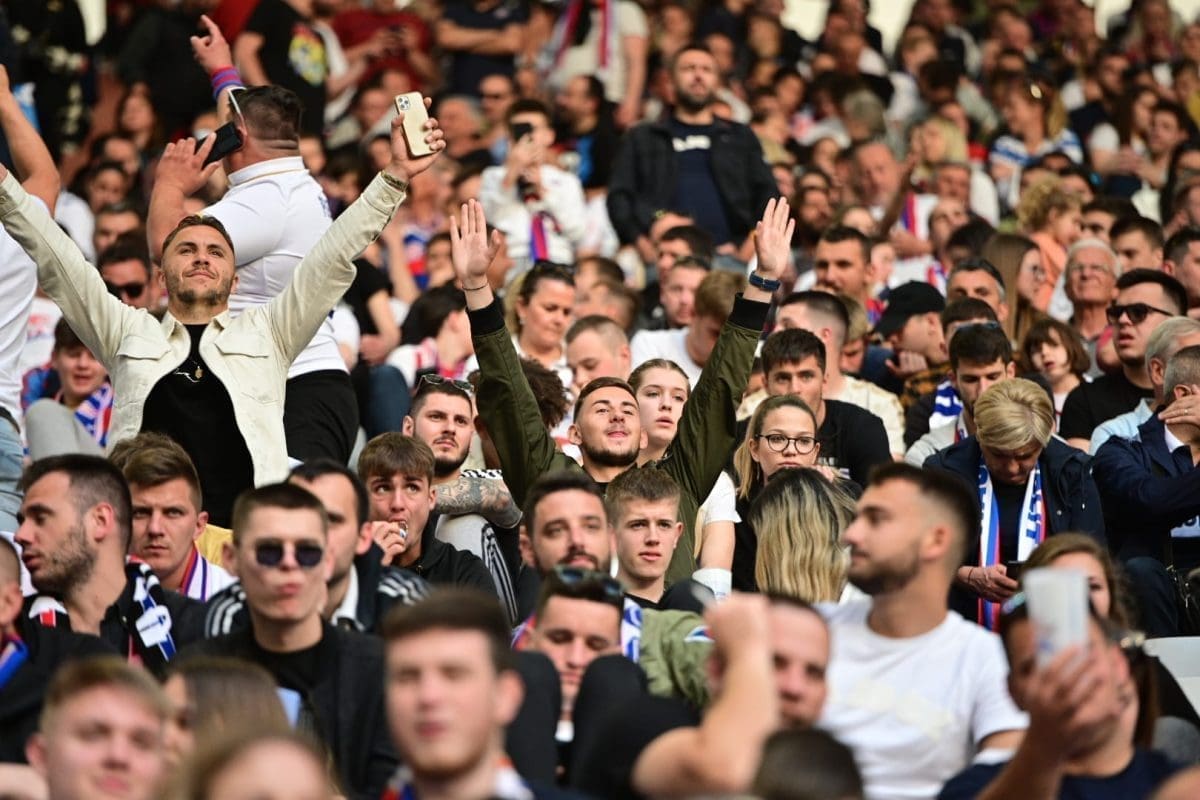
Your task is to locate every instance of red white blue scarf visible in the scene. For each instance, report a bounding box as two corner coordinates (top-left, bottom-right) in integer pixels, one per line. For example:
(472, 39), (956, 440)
(977, 460), (1046, 630)
(544, 0), (616, 80)
(0, 633), (27, 690)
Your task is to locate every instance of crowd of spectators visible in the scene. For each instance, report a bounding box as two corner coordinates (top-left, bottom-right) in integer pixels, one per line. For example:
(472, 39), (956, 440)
(11, 0), (1200, 798)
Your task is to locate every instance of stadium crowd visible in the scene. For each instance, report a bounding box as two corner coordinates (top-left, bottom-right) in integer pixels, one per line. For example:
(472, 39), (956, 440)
(11, 0), (1200, 797)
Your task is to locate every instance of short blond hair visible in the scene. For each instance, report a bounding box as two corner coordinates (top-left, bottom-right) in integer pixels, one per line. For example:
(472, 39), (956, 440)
(974, 379), (1054, 451)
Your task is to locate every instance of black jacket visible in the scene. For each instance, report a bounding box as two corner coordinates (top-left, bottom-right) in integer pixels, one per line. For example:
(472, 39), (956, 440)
(0, 617), (116, 762)
(606, 117), (776, 245)
(184, 624), (397, 800)
(1092, 413), (1200, 562)
(411, 513), (496, 593)
(204, 546), (431, 636)
(925, 437), (1106, 620)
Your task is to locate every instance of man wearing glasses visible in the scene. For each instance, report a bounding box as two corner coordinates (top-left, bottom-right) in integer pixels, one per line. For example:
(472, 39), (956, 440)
(97, 236), (159, 313)
(1060, 269), (1187, 450)
(186, 482), (399, 800)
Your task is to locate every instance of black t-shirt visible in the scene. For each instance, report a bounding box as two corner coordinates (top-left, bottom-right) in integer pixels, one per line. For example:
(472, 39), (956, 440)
(442, 0), (528, 95)
(244, 0), (327, 135)
(993, 479), (1027, 563)
(249, 630), (338, 739)
(1058, 371), (1154, 441)
(571, 694), (700, 799)
(818, 399), (893, 487)
(667, 119), (731, 245)
(343, 259), (391, 337)
(625, 580), (710, 614)
(938, 748), (1177, 800)
(140, 324), (254, 527)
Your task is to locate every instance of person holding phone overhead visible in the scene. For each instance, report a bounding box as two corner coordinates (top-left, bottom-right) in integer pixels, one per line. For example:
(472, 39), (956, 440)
(479, 98), (588, 272)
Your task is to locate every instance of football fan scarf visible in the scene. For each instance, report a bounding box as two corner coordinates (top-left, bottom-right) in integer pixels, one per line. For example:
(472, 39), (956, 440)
(544, 0), (616, 83)
(0, 633), (27, 690)
(976, 459), (1046, 630)
(28, 560), (177, 673)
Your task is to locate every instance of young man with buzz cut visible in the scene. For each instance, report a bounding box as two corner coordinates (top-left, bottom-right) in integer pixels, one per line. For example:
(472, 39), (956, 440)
(185, 482), (399, 800)
(381, 589), (585, 799)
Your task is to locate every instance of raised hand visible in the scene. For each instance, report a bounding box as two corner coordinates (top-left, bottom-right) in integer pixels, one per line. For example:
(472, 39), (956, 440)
(191, 15), (234, 74)
(156, 136), (220, 197)
(386, 98), (446, 183)
(449, 199), (502, 290)
(753, 197), (794, 280)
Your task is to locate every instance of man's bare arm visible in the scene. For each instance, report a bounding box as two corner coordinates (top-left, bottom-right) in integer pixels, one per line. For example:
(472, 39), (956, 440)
(435, 474), (521, 528)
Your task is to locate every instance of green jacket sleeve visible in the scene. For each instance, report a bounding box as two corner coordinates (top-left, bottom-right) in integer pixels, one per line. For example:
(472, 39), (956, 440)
(639, 609), (713, 709)
(469, 298), (580, 508)
(659, 294), (767, 577)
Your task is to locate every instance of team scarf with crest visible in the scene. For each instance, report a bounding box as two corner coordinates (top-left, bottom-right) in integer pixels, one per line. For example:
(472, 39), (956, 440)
(28, 559), (177, 673)
(380, 758), (532, 800)
(976, 459), (1047, 630)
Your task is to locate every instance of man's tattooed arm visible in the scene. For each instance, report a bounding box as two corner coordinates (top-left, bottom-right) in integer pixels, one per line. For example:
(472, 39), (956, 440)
(434, 474), (523, 527)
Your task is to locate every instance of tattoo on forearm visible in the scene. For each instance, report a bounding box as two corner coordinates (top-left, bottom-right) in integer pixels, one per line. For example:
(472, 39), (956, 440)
(435, 475), (522, 527)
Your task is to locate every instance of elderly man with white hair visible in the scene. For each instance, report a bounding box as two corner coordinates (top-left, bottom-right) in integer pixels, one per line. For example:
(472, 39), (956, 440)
(1057, 238), (1121, 373)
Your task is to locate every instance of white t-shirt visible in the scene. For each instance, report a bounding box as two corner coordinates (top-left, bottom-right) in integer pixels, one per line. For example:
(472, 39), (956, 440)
(0, 197), (49, 420)
(819, 600), (1027, 800)
(629, 328), (701, 386)
(203, 156), (345, 377)
(551, 0), (648, 104)
(698, 470), (740, 529)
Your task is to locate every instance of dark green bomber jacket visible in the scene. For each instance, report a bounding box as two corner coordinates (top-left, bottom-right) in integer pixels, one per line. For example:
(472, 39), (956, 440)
(469, 294), (767, 586)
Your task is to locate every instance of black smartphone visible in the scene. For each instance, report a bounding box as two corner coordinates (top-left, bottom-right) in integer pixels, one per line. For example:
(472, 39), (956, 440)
(1004, 560), (1023, 582)
(511, 121), (534, 141)
(196, 121), (244, 166)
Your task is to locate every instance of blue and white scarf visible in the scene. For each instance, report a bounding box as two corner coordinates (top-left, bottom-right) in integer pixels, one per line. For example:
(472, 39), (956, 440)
(977, 460), (1046, 630)
(929, 379), (963, 432)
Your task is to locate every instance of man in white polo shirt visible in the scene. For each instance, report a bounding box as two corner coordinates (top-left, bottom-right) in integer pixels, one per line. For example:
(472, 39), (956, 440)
(822, 462), (1026, 799)
(148, 83), (358, 464)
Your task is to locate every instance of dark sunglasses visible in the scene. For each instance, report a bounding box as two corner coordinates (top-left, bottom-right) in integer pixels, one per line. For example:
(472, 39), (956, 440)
(106, 281), (145, 300)
(553, 565), (624, 603)
(253, 539), (324, 569)
(1105, 302), (1176, 325)
(416, 373), (474, 395)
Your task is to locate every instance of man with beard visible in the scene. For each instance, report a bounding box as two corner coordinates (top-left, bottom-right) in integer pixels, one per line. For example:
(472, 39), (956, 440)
(15, 455), (206, 677)
(820, 463), (1026, 799)
(147, 81), (365, 466)
(607, 44), (776, 258)
(357, 432), (494, 593)
(0, 103), (445, 526)
(456, 196), (790, 585)
(403, 376), (519, 621)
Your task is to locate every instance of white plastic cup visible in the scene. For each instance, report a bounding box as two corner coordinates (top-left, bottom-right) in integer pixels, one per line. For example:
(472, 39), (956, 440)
(1023, 567), (1089, 668)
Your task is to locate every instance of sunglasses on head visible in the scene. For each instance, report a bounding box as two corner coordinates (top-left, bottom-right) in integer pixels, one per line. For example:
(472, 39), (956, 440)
(553, 565), (624, 603)
(252, 539), (324, 569)
(106, 281), (145, 300)
(416, 373), (474, 395)
(1105, 302), (1176, 325)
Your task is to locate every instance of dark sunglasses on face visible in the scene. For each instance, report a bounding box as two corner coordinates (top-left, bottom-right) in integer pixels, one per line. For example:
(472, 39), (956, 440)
(106, 281), (145, 300)
(253, 539), (324, 569)
(1105, 302), (1176, 325)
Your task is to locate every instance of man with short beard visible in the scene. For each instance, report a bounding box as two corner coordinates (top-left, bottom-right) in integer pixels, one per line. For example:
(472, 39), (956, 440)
(0, 99), (445, 526)
(403, 376), (519, 621)
(607, 44), (776, 259)
(820, 463), (1026, 799)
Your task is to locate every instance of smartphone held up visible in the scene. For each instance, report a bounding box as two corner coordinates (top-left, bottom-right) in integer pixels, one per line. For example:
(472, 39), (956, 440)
(394, 92), (434, 157)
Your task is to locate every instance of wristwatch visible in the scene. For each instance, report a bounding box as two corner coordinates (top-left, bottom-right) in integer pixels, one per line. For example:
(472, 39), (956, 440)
(748, 272), (781, 292)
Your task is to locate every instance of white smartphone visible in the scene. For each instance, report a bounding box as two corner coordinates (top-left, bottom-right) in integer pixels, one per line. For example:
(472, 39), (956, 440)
(394, 92), (433, 157)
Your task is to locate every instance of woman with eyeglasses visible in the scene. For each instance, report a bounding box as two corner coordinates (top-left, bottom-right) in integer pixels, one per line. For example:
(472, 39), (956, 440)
(989, 77), (1083, 213)
(981, 232), (1047, 348)
(504, 262), (576, 393)
(729, 395), (846, 592)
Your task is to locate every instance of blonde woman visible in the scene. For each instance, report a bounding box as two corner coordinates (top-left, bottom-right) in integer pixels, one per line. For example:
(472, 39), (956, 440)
(988, 77), (1083, 210)
(1015, 176), (1082, 312)
(749, 467), (856, 601)
(924, 378), (1105, 630)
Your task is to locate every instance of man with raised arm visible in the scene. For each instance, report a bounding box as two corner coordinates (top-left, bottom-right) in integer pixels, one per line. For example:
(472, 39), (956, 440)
(450, 197), (790, 585)
(0, 109), (444, 527)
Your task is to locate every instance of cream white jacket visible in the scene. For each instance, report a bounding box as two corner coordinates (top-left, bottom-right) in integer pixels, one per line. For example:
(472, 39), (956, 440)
(0, 171), (407, 486)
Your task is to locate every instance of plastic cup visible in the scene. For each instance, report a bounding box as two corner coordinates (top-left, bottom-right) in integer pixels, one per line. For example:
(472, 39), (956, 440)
(1023, 567), (1089, 668)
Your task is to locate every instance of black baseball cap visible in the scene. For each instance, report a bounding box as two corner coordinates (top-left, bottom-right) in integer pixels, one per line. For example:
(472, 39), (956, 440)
(873, 282), (946, 338)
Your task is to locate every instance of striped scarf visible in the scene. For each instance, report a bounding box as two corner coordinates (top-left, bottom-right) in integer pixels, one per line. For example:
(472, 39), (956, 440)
(928, 379), (963, 432)
(543, 0), (616, 81)
(28, 560), (177, 673)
